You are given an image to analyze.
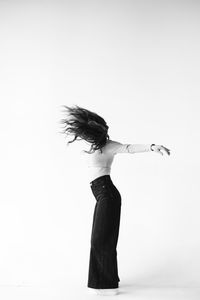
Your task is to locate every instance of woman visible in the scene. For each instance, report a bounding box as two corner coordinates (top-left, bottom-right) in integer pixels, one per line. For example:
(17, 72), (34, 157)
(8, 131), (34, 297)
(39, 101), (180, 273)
(60, 105), (171, 296)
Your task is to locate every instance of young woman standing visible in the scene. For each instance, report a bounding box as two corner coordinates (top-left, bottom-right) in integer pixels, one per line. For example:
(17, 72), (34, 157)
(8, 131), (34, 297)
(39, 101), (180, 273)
(60, 105), (171, 296)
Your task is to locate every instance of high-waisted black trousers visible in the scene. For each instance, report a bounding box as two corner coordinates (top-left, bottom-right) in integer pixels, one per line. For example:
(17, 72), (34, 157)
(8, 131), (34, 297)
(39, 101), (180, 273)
(87, 175), (121, 289)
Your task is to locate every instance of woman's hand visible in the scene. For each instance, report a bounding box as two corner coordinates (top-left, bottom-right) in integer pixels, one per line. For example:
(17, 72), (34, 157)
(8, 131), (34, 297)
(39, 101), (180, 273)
(151, 144), (171, 156)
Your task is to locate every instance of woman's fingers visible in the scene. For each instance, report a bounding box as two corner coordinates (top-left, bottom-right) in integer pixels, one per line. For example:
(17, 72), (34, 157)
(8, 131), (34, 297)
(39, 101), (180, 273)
(152, 145), (171, 156)
(160, 146), (171, 155)
(163, 146), (171, 155)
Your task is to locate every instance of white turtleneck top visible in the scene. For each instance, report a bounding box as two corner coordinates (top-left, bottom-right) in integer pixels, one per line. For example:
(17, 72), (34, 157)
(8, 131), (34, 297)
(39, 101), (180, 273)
(81, 139), (152, 182)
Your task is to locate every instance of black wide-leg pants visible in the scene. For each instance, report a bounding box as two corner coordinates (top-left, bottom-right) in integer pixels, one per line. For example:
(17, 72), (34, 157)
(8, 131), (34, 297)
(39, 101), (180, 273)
(87, 175), (121, 289)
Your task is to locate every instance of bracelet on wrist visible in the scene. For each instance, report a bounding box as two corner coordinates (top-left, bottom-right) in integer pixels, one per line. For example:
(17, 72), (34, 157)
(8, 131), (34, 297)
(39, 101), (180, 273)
(150, 144), (155, 151)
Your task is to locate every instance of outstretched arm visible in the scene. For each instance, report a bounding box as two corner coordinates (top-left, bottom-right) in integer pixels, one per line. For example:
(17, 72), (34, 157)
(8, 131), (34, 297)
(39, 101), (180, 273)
(107, 140), (171, 156)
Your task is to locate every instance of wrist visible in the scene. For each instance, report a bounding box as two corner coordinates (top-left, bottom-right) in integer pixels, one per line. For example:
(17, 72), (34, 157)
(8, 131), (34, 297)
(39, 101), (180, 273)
(150, 143), (156, 151)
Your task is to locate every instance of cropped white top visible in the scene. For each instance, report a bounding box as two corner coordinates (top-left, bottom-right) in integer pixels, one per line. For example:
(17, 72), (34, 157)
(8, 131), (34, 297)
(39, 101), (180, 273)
(81, 139), (152, 182)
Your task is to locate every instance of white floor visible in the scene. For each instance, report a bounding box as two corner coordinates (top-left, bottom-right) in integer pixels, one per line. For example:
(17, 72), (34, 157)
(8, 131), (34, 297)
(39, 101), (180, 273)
(0, 282), (199, 300)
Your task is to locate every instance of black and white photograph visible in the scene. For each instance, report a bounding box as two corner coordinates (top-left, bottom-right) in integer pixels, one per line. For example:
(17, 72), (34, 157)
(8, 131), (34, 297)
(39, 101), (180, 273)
(0, 1), (199, 299)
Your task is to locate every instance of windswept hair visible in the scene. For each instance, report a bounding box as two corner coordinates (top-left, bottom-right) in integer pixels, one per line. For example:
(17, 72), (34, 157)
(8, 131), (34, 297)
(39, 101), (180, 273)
(59, 105), (110, 154)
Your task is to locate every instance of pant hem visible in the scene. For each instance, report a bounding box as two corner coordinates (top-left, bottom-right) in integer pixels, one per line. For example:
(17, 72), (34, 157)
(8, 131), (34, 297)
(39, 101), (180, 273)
(87, 282), (119, 289)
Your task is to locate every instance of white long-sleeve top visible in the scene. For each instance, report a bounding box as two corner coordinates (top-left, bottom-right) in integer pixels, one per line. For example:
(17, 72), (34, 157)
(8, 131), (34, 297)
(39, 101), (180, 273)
(81, 139), (152, 182)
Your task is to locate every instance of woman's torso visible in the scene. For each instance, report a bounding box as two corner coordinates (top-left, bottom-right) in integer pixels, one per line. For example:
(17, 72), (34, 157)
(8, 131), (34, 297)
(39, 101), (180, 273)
(81, 139), (116, 182)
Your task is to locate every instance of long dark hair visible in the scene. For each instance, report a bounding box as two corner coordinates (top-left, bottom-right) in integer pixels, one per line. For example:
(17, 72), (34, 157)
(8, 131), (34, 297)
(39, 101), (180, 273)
(59, 105), (110, 154)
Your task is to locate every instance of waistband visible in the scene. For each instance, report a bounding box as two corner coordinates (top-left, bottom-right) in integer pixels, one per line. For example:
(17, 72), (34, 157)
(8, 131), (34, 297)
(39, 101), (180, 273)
(90, 175), (112, 186)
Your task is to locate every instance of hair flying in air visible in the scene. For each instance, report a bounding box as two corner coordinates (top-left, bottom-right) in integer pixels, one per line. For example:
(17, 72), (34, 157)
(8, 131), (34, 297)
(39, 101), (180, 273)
(59, 105), (110, 154)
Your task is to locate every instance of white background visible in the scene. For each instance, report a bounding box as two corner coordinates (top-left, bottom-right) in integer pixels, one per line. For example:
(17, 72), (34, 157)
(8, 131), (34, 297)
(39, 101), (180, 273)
(0, 0), (200, 299)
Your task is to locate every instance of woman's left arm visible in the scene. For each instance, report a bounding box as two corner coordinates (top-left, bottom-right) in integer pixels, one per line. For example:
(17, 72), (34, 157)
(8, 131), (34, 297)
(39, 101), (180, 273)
(108, 140), (171, 155)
